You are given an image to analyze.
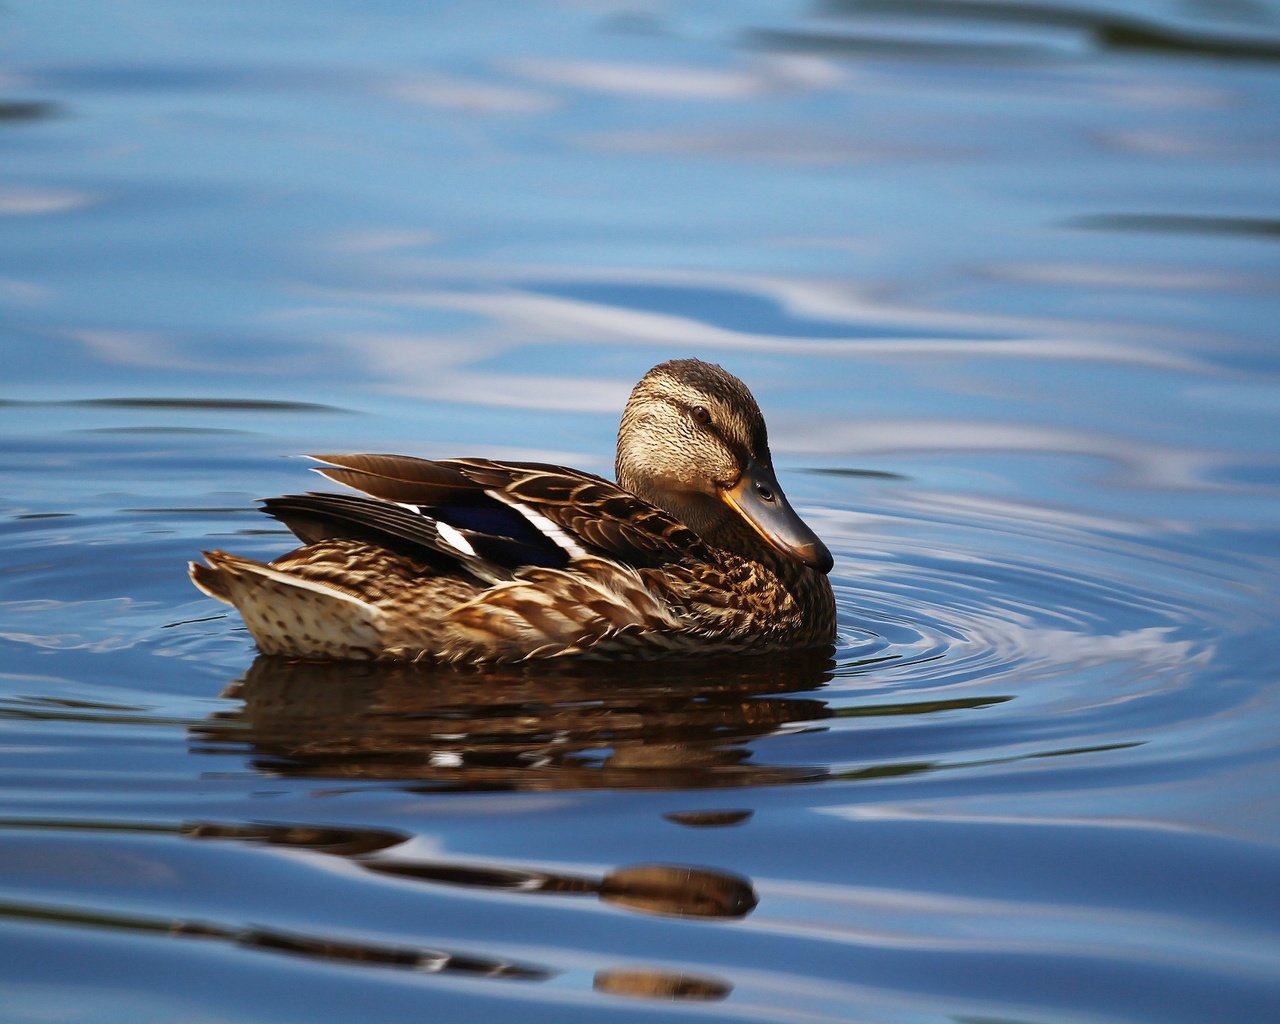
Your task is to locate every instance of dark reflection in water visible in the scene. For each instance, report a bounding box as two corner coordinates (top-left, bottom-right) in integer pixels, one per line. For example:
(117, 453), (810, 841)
(663, 809), (754, 828)
(749, 26), (1057, 63)
(74, 426), (257, 435)
(193, 652), (841, 790)
(66, 397), (356, 413)
(0, 891), (550, 982)
(0, 100), (60, 122)
(1068, 213), (1280, 238)
(815, 0), (1280, 63)
(805, 467), (910, 481)
(190, 653), (1025, 790)
(0, 889), (736, 997)
(594, 969), (731, 1001)
(1, 815), (748, 999)
(183, 820), (757, 920)
(182, 820), (406, 857)
(366, 860), (758, 920)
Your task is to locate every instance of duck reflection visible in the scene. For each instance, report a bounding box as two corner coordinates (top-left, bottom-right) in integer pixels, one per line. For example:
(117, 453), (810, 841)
(183, 820), (758, 921)
(595, 968), (731, 1001)
(366, 860), (758, 919)
(192, 650), (836, 790)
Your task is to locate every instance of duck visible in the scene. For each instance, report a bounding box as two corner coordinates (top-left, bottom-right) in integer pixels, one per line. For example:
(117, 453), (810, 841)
(189, 358), (836, 663)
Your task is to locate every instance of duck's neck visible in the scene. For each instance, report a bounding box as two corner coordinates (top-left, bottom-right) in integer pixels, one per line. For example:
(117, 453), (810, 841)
(623, 476), (836, 641)
(703, 514), (837, 640)
(699, 513), (774, 565)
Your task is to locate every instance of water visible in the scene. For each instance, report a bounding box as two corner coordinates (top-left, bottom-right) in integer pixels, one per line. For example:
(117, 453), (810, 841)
(3, 1), (1280, 1021)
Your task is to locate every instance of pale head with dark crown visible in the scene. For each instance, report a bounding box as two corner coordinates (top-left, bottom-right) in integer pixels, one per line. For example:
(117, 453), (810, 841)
(616, 358), (833, 573)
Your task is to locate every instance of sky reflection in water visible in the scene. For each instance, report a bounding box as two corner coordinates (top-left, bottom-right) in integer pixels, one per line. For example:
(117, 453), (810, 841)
(2, 1), (1280, 1022)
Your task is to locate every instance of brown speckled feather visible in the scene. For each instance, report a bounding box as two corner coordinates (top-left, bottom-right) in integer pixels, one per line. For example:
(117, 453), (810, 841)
(189, 360), (837, 663)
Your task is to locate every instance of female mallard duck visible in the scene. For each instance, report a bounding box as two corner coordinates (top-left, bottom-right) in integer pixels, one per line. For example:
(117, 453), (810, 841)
(190, 359), (835, 662)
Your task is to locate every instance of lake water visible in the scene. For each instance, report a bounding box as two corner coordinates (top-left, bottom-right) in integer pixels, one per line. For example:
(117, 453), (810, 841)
(3, 1), (1279, 1021)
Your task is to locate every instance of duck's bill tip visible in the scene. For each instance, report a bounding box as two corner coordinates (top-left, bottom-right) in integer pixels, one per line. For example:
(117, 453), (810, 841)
(721, 468), (834, 575)
(794, 540), (834, 575)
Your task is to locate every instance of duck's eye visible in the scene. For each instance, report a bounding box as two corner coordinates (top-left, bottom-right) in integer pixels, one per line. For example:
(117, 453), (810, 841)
(691, 405), (712, 426)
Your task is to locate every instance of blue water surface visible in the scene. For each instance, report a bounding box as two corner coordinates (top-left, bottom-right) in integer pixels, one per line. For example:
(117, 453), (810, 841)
(2, 2), (1279, 1022)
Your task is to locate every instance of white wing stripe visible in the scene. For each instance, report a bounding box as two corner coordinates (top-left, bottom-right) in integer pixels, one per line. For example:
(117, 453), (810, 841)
(486, 490), (591, 559)
(436, 520), (477, 558)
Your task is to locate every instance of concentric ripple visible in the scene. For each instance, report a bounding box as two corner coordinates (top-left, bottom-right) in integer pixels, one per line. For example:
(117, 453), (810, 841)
(807, 482), (1268, 789)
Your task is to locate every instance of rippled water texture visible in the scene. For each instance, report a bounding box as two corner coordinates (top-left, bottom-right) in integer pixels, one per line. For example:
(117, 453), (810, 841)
(3, 2), (1280, 1022)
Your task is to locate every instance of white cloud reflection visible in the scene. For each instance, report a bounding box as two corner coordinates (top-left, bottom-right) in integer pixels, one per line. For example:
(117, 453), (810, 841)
(334, 330), (631, 413)
(337, 276), (1203, 372)
(0, 277), (53, 302)
(786, 419), (1221, 488)
(509, 54), (843, 100)
(582, 127), (955, 164)
(72, 329), (184, 367)
(325, 229), (443, 253)
(983, 261), (1272, 293)
(0, 187), (98, 216)
(383, 73), (557, 113)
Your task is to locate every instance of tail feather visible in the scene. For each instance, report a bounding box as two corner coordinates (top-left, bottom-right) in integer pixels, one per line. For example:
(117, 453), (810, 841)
(188, 550), (384, 658)
(188, 557), (233, 603)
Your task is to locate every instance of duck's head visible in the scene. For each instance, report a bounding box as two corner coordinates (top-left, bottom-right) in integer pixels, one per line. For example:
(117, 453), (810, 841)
(616, 359), (833, 574)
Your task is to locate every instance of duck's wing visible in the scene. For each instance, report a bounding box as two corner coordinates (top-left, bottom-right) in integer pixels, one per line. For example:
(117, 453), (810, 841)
(444, 456), (707, 567)
(259, 491), (518, 584)
(264, 453), (707, 574)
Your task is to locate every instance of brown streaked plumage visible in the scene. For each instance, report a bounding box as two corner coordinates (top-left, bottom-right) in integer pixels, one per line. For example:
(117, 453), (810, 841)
(190, 359), (836, 663)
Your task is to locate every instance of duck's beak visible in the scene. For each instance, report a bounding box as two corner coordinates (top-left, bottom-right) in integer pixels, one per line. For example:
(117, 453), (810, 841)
(720, 460), (834, 574)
